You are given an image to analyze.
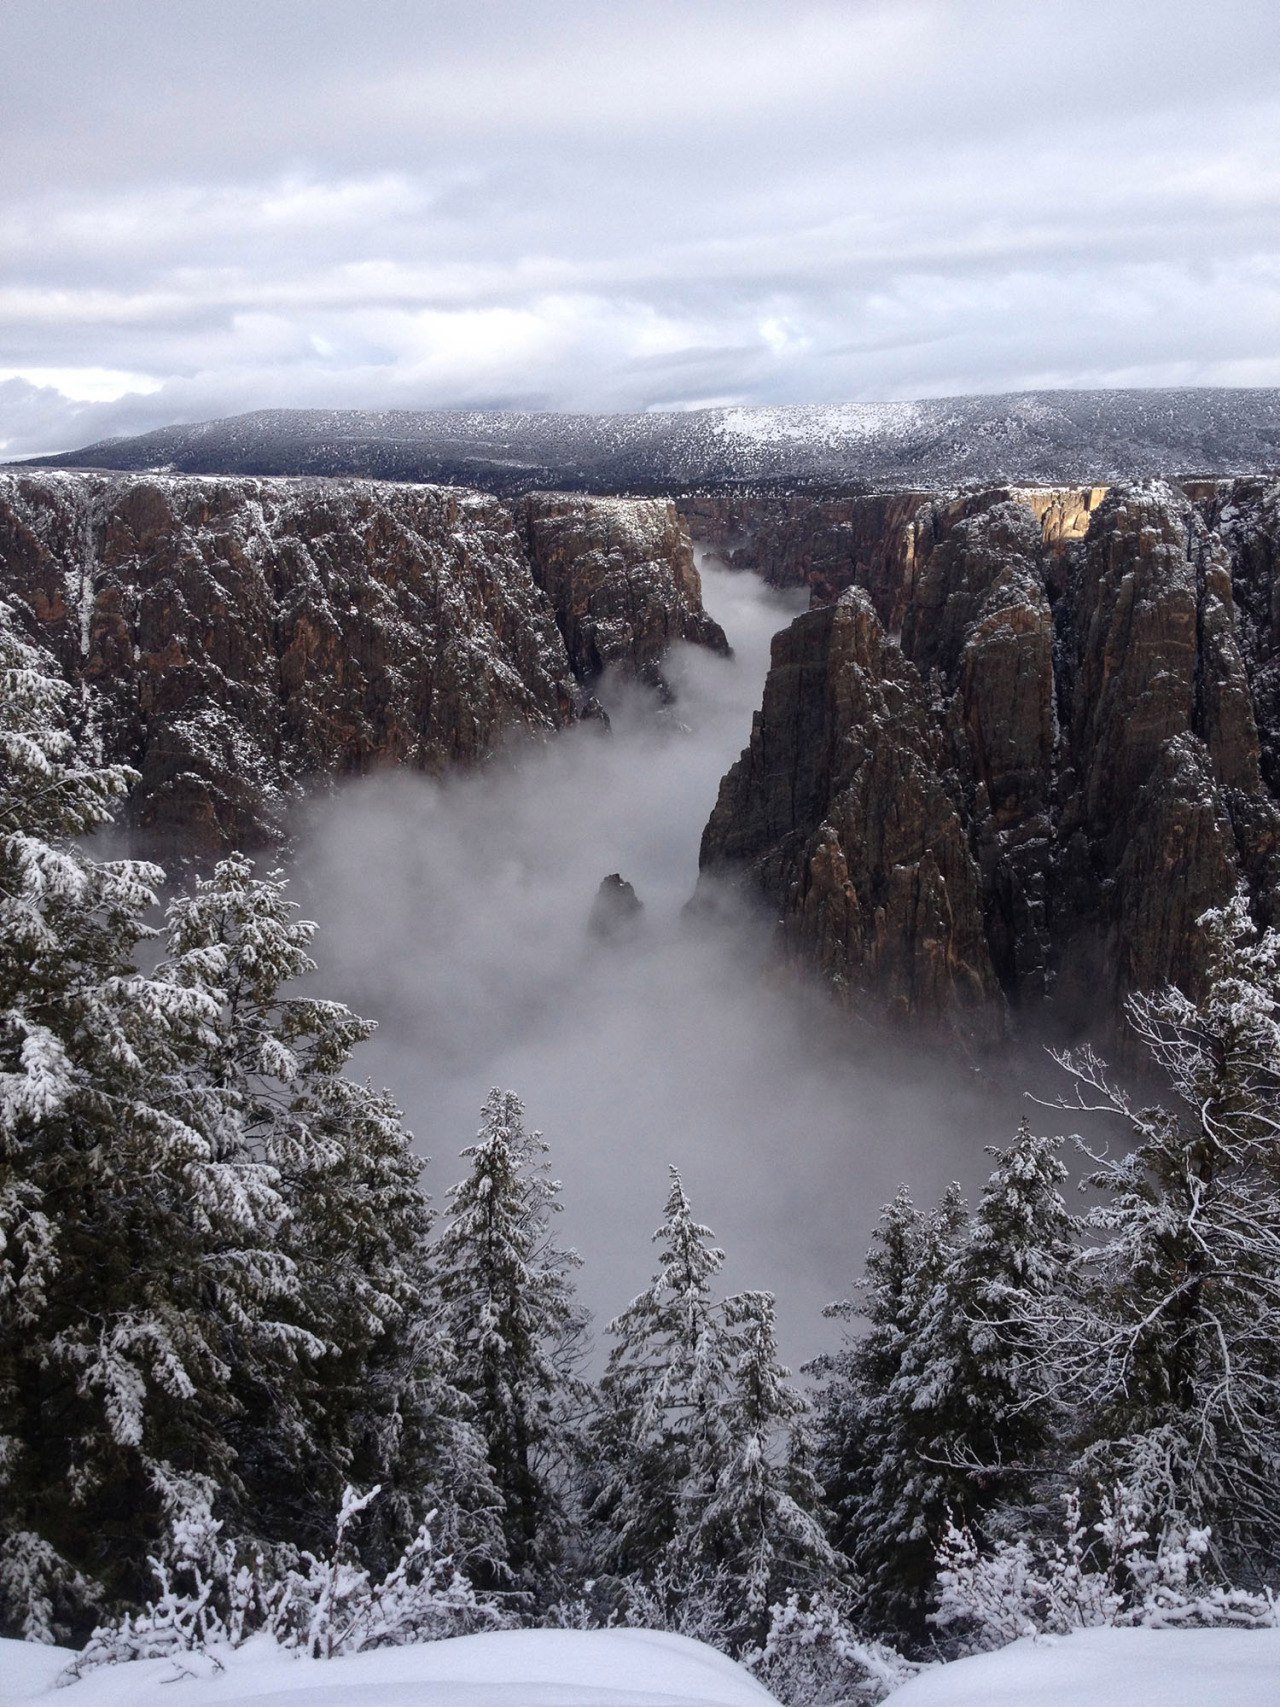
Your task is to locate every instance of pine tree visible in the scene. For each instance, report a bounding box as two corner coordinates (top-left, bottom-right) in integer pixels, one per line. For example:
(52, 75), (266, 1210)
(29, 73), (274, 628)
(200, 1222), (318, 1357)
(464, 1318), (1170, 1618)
(592, 1168), (737, 1592)
(0, 599), (248, 1631)
(918, 1122), (1076, 1520)
(701, 1289), (844, 1647)
(433, 1089), (586, 1591)
(812, 1183), (969, 1643)
(0, 600), (497, 1633)
(593, 1170), (839, 1642)
(815, 1133), (1075, 1647)
(158, 855), (500, 1574)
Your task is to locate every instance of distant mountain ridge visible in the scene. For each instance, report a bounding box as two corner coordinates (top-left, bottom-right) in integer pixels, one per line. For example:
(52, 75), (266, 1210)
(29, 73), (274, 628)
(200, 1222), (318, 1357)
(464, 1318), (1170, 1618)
(18, 389), (1280, 496)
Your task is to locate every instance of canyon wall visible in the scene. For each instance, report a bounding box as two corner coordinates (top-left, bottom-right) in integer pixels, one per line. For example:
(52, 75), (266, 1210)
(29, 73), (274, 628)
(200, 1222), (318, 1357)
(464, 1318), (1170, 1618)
(520, 493), (729, 683)
(0, 473), (723, 859)
(699, 478), (1280, 1038)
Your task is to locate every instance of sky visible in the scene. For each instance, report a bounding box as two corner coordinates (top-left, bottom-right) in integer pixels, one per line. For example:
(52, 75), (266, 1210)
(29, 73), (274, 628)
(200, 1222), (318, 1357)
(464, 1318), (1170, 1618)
(1, 0), (1278, 456)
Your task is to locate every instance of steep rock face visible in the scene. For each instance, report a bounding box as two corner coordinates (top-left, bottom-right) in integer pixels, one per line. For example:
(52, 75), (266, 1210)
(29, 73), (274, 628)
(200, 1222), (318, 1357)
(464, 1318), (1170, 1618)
(687, 485), (1106, 620)
(1191, 478), (1280, 797)
(1053, 484), (1276, 1007)
(903, 502), (1059, 999)
(519, 494), (729, 684)
(700, 588), (1001, 1038)
(0, 473), (720, 858)
(700, 479), (1280, 1034)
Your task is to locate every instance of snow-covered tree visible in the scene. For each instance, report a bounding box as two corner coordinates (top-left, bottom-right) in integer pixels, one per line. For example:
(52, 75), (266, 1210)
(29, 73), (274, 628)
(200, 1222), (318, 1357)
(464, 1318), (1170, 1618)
(812, 1184), (969, 1642)
(920, 1123), (1075, 1517)
(433, 1089), (586, 1591)
(591, 1168), (738, 1591)
(701, 1289), (844, 1645)
(593, 1170), (839, 1644)
(816, 1124), (1077, 1646)
(158, 856), (498, 1575)
(0, 600), (496, 1634)
(0, 598), (233, 1629)
(1046, 889), (1280, 1580)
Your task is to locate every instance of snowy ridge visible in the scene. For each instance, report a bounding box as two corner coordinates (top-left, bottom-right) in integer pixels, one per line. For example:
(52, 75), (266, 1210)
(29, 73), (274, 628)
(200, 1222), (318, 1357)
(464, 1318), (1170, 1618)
(21, 389), (1280, 495)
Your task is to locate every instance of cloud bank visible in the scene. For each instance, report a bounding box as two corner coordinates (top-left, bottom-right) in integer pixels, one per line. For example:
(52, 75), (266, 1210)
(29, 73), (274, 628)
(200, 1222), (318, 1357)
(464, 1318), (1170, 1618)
(1, 0), (1278, 456)
(290, 562), (1057, 1366)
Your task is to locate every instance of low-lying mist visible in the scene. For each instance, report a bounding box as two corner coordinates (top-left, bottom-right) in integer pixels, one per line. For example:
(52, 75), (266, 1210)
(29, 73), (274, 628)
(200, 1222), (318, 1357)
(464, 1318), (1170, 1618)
(292, 561), (1047, 1367)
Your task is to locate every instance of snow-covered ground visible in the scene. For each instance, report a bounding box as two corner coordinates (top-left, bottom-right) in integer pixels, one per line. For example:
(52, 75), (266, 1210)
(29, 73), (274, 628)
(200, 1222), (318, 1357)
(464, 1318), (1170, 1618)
(8, 1626), (1280, 1707)
(2, 1629), (779, 1707)
(887, 1626), (1280, 1707)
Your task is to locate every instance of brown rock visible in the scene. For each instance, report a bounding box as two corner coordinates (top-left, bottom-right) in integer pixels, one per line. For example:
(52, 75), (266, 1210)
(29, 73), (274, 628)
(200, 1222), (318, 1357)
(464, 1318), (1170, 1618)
(699, 477), (1280, 1034)
(518, 493), (729, 685)
(700, 588), (1001, 1039)
(0, 473), (577, 859)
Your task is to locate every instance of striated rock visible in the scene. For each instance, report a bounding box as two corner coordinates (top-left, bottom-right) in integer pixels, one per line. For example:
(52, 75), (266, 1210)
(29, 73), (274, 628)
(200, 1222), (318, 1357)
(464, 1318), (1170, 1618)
(1191, 478), (1280, 799)
(699, 477), (1280, 1033)
(681, 486), (1106, 624)
(0, 473), (722, 860)
(701, 588), (1001, 1040)
(519, 493), (729, 686)
(904, 503), (1059, 1000)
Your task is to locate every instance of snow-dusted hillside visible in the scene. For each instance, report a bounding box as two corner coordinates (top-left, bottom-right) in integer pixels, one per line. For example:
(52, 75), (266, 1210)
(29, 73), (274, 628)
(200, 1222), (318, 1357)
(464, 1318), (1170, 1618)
(21, 390), (1280, 495)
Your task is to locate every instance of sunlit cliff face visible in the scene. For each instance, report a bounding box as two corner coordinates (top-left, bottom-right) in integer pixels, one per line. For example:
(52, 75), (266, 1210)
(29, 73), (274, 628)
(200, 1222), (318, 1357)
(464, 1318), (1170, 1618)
(291, 559), (1041, 1365)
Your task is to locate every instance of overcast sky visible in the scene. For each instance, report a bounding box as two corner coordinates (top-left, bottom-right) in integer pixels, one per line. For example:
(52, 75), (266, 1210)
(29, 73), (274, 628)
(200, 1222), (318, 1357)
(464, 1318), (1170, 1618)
(1, 0), (1277, 454)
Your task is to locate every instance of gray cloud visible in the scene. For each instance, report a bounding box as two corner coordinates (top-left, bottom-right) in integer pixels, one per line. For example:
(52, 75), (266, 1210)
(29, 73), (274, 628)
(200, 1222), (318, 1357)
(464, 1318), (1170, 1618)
(2, 1), (1278, 454)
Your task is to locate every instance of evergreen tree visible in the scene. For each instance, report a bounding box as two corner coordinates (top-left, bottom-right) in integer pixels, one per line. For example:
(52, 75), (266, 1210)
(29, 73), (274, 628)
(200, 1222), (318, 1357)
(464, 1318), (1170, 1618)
(1051, 889), (1280, 1579)
(917, 1122), (1075, 1520)
(812, 1184), (969, 1643)
(701, 1289), (844, 1647)
(593, 1170), (839, 1643)
(433, 1089), (586, 1591)
(158, 856), (500, 1574)
(592, 1168), (737, 1591)
(0, 600), (249, 1631)
(0, 600), (496, 1632)
(816, 1132), (1074, 1645)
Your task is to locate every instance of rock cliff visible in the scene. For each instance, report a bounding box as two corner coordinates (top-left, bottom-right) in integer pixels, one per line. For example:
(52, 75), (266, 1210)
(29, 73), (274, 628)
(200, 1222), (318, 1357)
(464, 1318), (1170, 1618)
(683, 485), (1106, 614)
(0, 472), (723, 858)
(519, 493), (729, 685)
(700, 479), (1280, 1037)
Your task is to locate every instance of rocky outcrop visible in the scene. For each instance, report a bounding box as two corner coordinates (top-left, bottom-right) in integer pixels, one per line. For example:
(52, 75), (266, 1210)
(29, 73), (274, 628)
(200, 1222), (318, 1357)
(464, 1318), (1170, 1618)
(683, 485), (1106, 618)
(520, 494), (729, 685)
(0, 473), (721, 859)
(701, 587), (1001, 1036)
(588, 873), (644, 941)
(700, 479), (1280, 1037)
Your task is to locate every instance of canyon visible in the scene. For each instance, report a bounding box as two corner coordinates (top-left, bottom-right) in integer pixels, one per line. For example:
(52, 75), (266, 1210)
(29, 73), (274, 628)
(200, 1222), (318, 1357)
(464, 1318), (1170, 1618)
(0, 473), (724, 860)
(3, 467), (1280, 1042)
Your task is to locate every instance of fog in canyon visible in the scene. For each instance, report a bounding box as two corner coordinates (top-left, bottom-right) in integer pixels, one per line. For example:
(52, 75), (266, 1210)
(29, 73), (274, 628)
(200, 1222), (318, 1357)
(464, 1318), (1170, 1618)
(292, 559), (1056, 1366)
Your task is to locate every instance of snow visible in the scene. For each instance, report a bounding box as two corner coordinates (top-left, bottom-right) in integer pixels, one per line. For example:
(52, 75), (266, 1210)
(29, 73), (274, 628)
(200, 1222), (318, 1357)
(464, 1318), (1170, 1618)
(10, 1626), (1280, 1707)
(884, 1626), (1280, 1707)
(1, 1630), (780, 1707)
(715, 402), (927, 448)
